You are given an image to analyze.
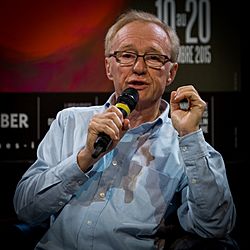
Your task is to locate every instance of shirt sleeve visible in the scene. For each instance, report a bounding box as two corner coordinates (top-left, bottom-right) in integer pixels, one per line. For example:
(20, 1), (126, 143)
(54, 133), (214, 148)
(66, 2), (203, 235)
(177, 129), (236, 238)
(13, 109), (89, 225)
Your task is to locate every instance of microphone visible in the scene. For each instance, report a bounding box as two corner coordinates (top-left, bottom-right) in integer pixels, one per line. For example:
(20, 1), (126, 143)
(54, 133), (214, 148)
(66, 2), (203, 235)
(91, 87), (139, 159)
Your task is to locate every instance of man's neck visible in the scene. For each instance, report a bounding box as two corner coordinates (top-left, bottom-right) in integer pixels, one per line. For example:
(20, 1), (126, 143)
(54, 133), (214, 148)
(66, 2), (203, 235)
(128, 102), (162, 128)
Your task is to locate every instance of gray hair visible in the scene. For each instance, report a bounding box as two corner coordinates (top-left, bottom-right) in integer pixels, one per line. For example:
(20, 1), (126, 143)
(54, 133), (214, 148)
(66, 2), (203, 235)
(104, 9), (180, 62)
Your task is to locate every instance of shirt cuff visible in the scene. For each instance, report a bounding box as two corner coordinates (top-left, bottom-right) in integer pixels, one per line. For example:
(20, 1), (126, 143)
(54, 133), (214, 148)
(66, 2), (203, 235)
(178, 129), (209, 161)
(58, 151), (89, 193)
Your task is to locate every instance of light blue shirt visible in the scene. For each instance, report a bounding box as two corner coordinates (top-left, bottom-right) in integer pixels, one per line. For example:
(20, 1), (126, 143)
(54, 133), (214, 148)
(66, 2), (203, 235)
(13, 93), (236, 250)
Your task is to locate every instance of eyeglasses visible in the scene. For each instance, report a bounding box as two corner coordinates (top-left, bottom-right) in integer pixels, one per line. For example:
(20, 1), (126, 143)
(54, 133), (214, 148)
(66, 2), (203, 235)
(108, 51), (171, 69)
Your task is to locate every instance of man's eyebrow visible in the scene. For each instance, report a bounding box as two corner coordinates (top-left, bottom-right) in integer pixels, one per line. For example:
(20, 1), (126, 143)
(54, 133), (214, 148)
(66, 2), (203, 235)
(117, 45), (163, 54)
(117, 45), (136, 51)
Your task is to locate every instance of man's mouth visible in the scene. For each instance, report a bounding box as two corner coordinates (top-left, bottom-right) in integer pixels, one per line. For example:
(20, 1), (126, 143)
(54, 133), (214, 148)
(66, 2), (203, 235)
(127, 81), (148, 89)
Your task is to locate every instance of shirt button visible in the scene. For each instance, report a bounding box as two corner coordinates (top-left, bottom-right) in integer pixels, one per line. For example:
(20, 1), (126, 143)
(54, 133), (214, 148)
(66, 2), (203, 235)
(87, 220), (92, 225)
(191, 178), (197, 184)
(77, 180), (83, 185)
(58, 201), (64, 206)
(112, 160), (118, 166)
(99, 192), (105, 198)
(181, 146), (187, 152)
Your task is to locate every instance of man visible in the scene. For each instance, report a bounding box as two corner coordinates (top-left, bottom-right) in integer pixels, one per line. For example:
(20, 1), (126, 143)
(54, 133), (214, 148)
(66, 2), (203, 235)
(13, 10), (236, 249)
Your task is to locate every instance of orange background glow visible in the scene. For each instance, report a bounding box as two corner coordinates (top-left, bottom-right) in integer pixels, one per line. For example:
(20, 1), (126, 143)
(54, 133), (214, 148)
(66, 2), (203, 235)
(0, 0), (129, 92)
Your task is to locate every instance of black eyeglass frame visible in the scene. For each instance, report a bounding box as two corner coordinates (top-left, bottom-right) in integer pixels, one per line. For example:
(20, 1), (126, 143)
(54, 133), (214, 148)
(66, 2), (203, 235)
(108, 51), (172, 69)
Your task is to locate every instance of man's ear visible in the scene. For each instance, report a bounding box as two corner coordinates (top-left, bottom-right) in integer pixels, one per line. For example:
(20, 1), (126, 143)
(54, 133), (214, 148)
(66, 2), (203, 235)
(105, 57), (113, 80)
(166, 62), (178, 86)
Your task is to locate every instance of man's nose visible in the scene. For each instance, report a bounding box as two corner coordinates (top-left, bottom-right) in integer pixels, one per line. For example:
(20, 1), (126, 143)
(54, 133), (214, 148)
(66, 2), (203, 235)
(132, 55), (147, 74)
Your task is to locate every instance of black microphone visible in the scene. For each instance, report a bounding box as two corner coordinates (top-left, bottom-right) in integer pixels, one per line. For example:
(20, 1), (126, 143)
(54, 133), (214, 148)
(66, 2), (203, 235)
(91, 87), (139, 159)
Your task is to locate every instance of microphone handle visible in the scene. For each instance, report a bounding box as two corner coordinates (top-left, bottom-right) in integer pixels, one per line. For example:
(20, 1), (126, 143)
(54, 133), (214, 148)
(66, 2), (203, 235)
(92, 132), (112, 159)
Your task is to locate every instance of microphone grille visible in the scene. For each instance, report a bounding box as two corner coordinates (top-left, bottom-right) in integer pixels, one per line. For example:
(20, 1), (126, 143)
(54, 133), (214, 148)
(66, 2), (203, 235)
(116, 88), (139, 112)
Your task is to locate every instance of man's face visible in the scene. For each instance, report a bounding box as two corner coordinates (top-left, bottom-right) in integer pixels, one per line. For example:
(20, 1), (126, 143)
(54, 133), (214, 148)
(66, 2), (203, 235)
(105, 21), (178, 110)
